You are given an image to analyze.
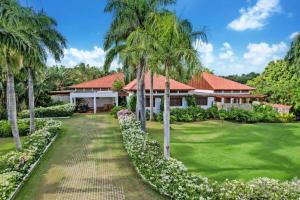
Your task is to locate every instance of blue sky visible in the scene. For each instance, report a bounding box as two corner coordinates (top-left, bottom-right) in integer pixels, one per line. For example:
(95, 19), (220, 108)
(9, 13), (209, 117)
(21, 0), (300, 75)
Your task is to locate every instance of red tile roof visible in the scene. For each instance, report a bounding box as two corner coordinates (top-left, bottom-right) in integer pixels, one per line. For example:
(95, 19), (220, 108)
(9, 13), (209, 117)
(123, 72), (195, 91)
(188, 72), (255, 91)
(69, 72), (124, 89)
(265, 103), (292, 109)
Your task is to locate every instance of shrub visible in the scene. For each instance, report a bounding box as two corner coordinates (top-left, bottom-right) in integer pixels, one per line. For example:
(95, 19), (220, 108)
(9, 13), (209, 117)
(19, 103), (76, 118)
(0, 119), (61, 200)
(127, 93), (136, 112)
(0, 119), (47, 138)
(117, 111), (300, 199)
(170, 106), (207, 122)
(186, 95), (197, 107)
(110, 106), (125, 118)
(276, 113), (296, 122)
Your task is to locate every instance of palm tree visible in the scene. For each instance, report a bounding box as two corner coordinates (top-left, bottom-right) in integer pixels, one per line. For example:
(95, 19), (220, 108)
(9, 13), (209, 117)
(149, 12), (206, 159)
(0, 0), (45, 150)
(103, 0), (175, 131)
(23, 10), (66, 133)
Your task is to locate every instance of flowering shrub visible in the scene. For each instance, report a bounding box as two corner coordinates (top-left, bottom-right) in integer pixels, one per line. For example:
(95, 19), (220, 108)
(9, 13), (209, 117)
(118, 110), (300, 199)
(0, 119), (61, 200)
(19, 103), (76, 118)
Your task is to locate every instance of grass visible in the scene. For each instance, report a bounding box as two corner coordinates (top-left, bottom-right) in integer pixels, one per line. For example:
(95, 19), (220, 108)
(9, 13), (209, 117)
(0, 137), (27, 156)
(147, 120), (300, 181)
(14, 114), (164, 200)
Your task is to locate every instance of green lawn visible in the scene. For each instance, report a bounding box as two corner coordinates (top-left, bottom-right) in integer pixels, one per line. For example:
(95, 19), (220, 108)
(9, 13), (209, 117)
(147, 120), (300, 181)
(0, 137), (27, 156)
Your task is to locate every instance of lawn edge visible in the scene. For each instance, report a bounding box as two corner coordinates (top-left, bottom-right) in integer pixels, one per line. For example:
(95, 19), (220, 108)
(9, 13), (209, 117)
(8, 135), (58, 200)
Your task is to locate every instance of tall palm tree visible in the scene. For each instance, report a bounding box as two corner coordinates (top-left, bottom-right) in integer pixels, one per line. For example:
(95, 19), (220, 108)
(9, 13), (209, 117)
(103, 0), (175, 131)
(149, 12), (206, 159)
(23, 10), (66, 133)
(0, 0), (44, 150)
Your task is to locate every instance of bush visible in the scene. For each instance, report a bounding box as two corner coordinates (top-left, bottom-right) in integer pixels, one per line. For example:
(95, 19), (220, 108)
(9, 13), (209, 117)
(170, 106), (207, 122)
(110, 106), (125, 118)
(19, 103), (76, 118)
(276, 113), (296, 122)
(186, 95), (197, 107)
(117, 111), (300, 199)
(0, 119), (61, 200)
(0, 119), (47, 137)
(127, 93), (136, 112)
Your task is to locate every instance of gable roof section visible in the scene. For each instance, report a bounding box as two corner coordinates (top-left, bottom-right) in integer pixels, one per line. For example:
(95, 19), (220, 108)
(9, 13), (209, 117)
(123, 72), (195, 91)
(69, 72), (124, 89)
(188, 72), (255, 91)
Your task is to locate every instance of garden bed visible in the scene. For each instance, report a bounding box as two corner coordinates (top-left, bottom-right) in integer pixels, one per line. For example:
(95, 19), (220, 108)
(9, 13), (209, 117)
(0, 119), (62, 200)
(117, 109), (300, 199)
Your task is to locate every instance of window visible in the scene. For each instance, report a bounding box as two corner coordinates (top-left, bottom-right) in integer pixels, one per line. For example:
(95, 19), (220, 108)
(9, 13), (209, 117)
(146, 97), (156, 107)
(215, 90), (222, 93)
(225, 98), (231, 103)
(170, 97), (182, 106)
(196, 97), (208, 105)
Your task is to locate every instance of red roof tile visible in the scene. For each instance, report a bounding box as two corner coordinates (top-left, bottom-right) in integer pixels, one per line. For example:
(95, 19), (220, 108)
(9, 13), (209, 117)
(188, 72), (255, 91)
(123, 72), (195, 91)
(265, 103), (292, 109)
(69, 72), (124, 89)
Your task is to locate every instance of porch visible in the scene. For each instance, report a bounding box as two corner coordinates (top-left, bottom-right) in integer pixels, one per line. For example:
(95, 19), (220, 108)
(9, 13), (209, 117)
(70, 91), (119, 114)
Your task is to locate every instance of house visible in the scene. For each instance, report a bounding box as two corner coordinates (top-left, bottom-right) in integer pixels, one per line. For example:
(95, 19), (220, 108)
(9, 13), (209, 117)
(50, 71), (265, 113)
(123, 72), (195, 113)
(68, 72), (125, 113)
(264, 103), (292, 114)
(188, 72), (265, 110)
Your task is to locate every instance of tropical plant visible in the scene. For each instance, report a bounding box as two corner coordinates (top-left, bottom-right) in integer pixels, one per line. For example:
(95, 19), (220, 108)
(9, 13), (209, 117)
(145, 12), (206, 158)
(0, 0), (43, 150)
(103, 0), (176, 131)
(23, 10), (66, 134)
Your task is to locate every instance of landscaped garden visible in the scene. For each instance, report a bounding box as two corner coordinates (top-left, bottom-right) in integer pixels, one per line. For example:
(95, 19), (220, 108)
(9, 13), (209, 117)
(147, 120), (300, 181)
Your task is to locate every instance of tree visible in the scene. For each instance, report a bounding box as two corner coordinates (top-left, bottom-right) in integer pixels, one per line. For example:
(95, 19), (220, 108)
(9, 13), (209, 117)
(148, 12), (206, 158)
(103, 0), (176, 131)
(222, 72), (259, 84)
(23, 10), (66, 133)
(0, 0), (43, 150)
(285, 34), (300, 75)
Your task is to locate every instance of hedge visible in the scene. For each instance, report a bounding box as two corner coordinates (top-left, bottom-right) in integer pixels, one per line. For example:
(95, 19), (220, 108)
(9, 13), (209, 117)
(0, 119), (62, 200)
(117, 110), (300, 199)
(18, 104), (76, 118)
(0, 119), (47, 138)
(155, 105), (296, 123)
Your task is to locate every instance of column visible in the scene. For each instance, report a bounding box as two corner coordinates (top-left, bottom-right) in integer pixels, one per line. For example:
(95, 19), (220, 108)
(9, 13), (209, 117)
(239, 98), (242, 104)
(115, 93), (119, 106)
(230, 98), (234, 104)
(221, 97), (225, 104)
(182, 97), (187, 108)
(93, 93), (96, 114)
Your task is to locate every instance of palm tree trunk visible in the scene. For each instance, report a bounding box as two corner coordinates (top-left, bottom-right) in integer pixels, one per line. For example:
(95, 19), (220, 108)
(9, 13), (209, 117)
(6, 68), (22, 150)
(136, 59), (146, 131)
(27, 67), (35, 134)
(164, 65), (170, 159)
(150, 70), (154, 121)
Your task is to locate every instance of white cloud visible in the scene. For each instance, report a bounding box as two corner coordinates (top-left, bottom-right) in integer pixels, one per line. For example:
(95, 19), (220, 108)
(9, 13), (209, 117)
(46, 46), (121, 70)
(219, 42), (235, 62)
(243, 42), (287, 65)
(194, 39), (214, 66)
(228, 0), (280, 31)
(195, 41), (288, 76)
(289, 31), (299, 40)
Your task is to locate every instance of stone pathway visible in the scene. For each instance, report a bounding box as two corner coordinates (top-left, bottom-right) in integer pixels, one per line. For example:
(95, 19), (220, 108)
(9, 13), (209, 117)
(52, 116), (125, 200)
(15, 114), (164, 200)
